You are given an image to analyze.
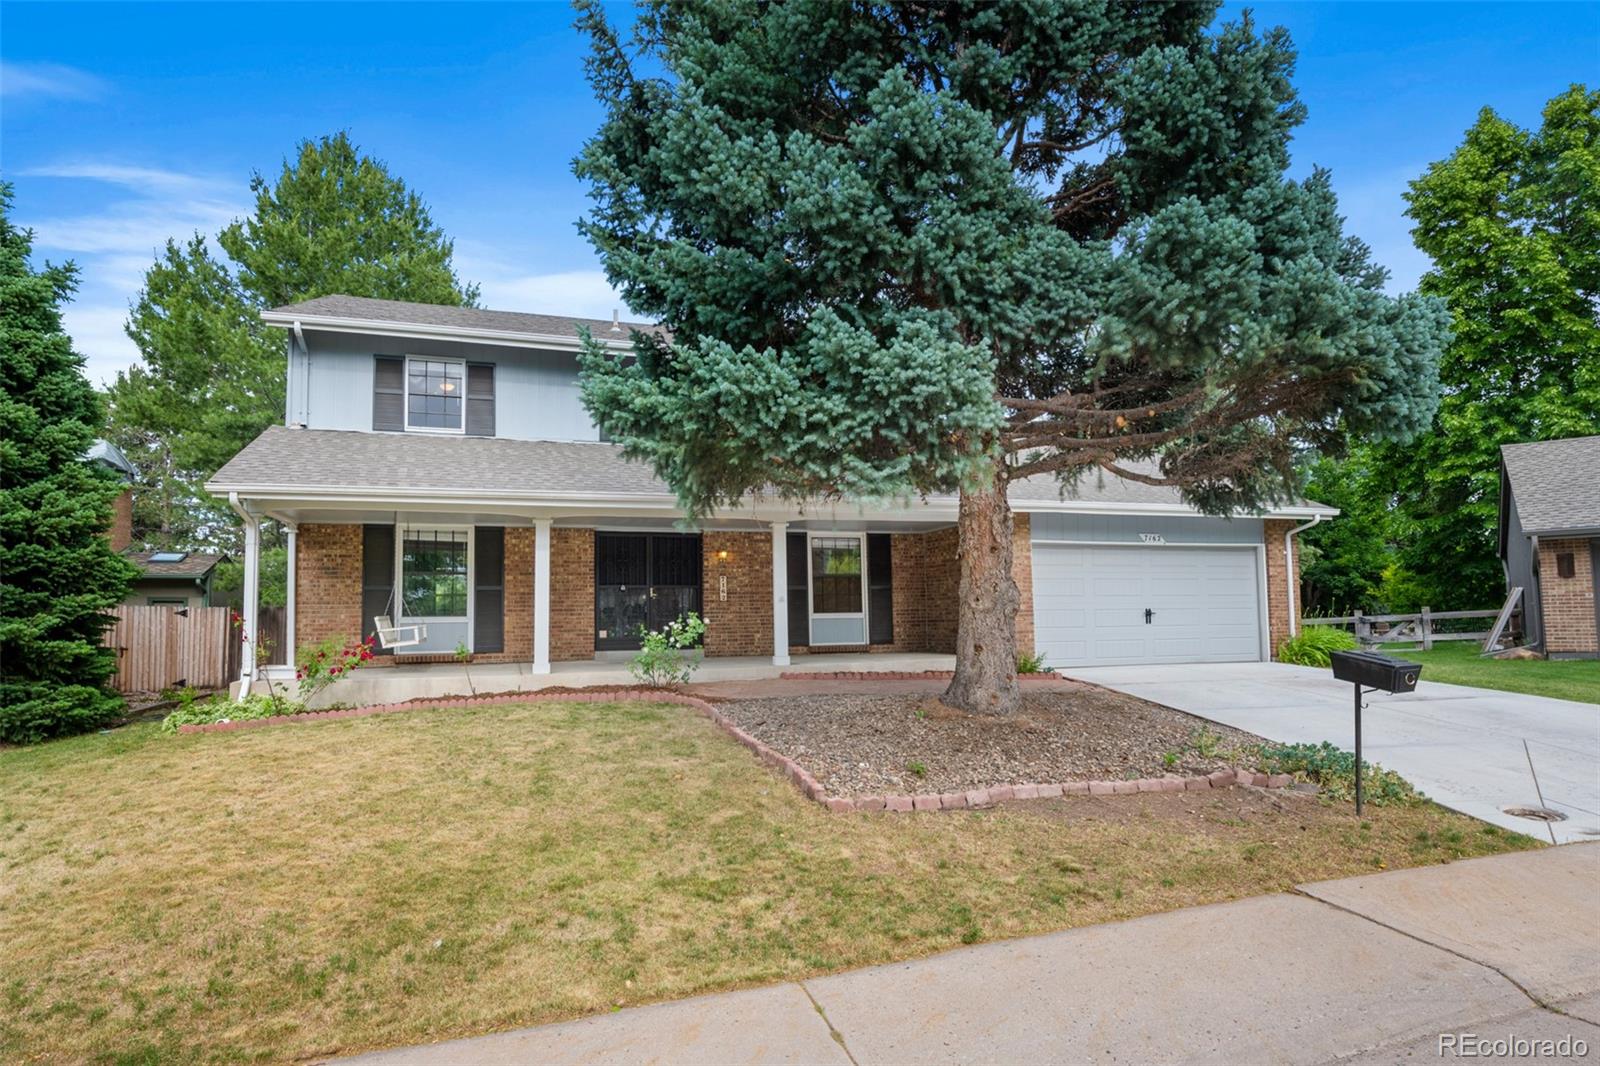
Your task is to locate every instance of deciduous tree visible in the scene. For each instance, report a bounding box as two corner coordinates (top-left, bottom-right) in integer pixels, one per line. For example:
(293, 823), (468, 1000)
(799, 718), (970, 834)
(106, 132), (479, 555)
(574, 2), (1448, 714)
(1366, 85), (1599, 609)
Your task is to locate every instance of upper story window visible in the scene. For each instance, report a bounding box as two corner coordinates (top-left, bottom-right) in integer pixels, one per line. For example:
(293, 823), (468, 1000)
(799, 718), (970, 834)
(374, 354), (495, 436)
(406, 357), (465, 433)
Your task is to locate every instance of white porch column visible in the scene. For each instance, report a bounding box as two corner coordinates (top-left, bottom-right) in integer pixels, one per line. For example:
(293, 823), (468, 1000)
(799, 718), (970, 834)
(532, 518), (552, 674)
(770, 521), (791, 666)
(283, 523), (297, 666)
(237, 511), (260, 699)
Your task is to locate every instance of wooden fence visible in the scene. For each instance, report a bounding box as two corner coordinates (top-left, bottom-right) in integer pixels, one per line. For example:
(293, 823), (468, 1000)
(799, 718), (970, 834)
(105, 605), (287, 694)
(1302, 605), (1512, 650)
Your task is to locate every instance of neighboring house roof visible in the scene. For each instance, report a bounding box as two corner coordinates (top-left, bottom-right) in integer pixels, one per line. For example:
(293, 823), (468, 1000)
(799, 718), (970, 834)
(86, 439), (136, 480)
(260, 294), (662, 349)
(1500, 435), (1600, 536)
(209, 426), (1334, 518)
(124, 550), (227, 580)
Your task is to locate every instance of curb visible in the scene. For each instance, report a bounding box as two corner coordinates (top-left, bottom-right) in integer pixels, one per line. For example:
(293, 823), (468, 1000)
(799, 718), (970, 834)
(177, 690), (1292, 809)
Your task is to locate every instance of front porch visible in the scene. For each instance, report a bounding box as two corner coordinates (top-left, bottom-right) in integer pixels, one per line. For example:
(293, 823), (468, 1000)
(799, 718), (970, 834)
(227, 494), (1016, 700)
(269, 651), (959, 708)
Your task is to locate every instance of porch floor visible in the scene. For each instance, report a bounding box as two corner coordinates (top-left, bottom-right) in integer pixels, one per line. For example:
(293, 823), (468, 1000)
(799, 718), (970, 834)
(294, 652), (958, 708)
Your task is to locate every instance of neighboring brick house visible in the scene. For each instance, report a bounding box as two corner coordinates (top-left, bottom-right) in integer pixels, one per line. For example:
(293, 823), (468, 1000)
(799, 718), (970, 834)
(206, 295), (1333, 688)
(1499, 436), (1600, 659)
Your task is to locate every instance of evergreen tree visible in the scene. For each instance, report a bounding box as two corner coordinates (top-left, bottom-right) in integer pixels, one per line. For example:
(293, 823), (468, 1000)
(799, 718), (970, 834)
(1365, 85), (1599, 609)
(574, 2), (1448, 714)
(106, 132), (479, 555)
(0, 183), (139, 743)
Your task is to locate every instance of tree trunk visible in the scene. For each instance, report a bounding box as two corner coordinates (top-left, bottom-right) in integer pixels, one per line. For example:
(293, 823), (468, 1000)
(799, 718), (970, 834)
(943, 457), (1021, 716)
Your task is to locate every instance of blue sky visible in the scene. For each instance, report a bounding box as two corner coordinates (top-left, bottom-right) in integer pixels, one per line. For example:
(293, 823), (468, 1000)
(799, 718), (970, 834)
(3, 2), (1595, 387)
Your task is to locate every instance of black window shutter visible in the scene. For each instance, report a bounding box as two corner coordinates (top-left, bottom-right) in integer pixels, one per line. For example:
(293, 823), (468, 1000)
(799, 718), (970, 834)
(867, 533), (894, 644)
(466, 363), (495, 437)
(362, 524), (396, 655)
(786, 532), (809, 647)
(373, 356), (405, 431)
(474, 527), (505, 652)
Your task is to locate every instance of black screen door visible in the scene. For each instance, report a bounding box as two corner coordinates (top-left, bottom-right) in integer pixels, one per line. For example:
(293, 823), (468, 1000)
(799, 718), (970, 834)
(595, 533), (703, 650)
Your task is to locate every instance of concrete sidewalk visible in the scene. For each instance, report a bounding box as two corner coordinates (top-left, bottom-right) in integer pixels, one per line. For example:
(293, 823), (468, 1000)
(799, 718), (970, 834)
(337, 845), (1600, 1065)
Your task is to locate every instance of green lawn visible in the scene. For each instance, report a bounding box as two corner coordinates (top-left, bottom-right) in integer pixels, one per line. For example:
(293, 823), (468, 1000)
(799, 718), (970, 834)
(0, 700), (1536, 1063)
(1384, 641), (1600, 703)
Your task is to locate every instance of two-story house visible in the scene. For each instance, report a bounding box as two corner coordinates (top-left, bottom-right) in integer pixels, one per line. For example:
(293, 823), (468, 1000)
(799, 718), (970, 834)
(208, 295), (1334, 691)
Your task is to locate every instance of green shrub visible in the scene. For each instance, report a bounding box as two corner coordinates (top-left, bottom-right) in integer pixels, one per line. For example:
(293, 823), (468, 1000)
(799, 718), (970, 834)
(1277, 625), (1358, 667)
(1255, 741), (1422, 806)
(630, 612), (707, 687)
(160, 693), (307, 733)
(1016, 650), (1051, 674)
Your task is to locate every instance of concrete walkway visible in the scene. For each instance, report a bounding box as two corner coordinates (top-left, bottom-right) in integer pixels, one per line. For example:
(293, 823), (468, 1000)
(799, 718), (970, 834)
(1067, 662), (1600, 844)
(338, 846), (1599, 1065)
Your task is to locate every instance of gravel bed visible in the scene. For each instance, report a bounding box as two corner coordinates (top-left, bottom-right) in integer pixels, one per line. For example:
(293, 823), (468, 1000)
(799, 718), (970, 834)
(718, 688), (1268, 797)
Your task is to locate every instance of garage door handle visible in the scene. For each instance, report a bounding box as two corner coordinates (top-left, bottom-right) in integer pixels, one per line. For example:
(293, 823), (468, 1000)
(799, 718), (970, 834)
(1145, 608), (1154, 624)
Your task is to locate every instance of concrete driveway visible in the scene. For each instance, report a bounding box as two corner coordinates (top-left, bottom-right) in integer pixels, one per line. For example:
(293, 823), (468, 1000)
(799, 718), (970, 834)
(1066, 662), (1600, 843)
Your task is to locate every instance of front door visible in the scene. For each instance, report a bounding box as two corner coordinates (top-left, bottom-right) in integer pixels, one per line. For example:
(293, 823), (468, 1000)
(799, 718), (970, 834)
(594, 533), (703, 650)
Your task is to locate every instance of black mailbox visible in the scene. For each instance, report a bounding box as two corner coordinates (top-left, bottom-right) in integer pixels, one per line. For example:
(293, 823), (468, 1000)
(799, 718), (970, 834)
(1330, 650), (1421, 694)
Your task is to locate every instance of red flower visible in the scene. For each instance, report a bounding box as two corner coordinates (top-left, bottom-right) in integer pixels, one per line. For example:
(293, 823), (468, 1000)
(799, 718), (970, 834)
(295, 671), (304, 680)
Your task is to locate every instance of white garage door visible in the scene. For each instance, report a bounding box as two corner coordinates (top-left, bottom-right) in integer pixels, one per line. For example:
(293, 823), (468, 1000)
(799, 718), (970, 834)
(1032, 544), (1264, 667)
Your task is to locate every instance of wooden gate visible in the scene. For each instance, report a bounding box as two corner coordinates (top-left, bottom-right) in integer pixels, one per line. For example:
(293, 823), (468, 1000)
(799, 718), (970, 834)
(105, 605), (237, 693)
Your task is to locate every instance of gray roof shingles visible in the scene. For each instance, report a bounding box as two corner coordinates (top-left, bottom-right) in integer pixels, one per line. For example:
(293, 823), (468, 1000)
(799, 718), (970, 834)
(210, 427), (1327, 514)
(209, 426), (672, 498)
(267, 294), (661, 342)
(124, 550), (226, 579)
(1501, 435), (1600, 535)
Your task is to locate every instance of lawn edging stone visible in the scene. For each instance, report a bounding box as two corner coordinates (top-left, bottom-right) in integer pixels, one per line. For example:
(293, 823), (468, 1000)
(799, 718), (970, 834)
(778, 669), (1067, 683)
(175, 687), (1289, 811)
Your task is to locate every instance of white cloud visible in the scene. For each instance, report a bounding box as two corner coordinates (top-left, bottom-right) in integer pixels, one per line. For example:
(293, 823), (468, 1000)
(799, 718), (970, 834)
(457, 247), (632, 319)
(0, 61), (108, 101)
(62, 304), (139, 387)
(21, 161), (249, 386)
(23, 162), (226, 195)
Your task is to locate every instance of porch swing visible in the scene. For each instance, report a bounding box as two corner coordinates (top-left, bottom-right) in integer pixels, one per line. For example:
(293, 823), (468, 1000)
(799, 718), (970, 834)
(372, 584), (427, 649)
(372, 521), (426, 649)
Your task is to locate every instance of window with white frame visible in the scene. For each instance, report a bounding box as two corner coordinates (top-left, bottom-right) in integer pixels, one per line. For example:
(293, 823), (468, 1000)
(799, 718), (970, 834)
(809, 534), (867, 644)
(401, 529), (468, 617)
(405, 357), (465, 432)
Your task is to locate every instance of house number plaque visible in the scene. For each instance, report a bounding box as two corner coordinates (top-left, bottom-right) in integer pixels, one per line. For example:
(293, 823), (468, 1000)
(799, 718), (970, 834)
(1139, 532), (1166, 544)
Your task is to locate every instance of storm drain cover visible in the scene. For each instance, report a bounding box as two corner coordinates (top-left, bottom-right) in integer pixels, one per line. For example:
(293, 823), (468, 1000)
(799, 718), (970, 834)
(1501, 805), (1568, 823)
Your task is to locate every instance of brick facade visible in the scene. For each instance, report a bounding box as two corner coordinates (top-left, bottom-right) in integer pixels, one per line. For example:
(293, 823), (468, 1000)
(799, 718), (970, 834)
(1263, 519), (1301, 658)
(702, 531), (774, 657)
(1538, 537), (1599, 656)
(291, 519), (1036, 665)
(1011, 513), (1035, 656)
(550, 528), (596, 661)
(295, 523), (364, 653)
(108, 489), (134, 553)
(887, 527), (961, 653)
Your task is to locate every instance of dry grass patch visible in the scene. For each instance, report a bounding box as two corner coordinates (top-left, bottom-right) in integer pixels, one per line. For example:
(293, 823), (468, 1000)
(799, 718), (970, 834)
(0, 699), (1538, 1063)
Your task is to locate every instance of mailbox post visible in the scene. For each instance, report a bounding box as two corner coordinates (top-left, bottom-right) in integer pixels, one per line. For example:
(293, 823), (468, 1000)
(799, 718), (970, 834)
(1329, 650), (1422, 815)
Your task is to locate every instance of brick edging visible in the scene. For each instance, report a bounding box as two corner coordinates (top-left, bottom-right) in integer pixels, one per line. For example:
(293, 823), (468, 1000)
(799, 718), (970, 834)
(177, 689), (1293, 811)
(777, 670), (1066, 682)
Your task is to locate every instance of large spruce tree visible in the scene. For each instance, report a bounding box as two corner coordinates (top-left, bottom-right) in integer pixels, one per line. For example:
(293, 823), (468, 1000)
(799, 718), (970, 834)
(0, 183), (139, 743)
(574, 1), (1448, 714)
